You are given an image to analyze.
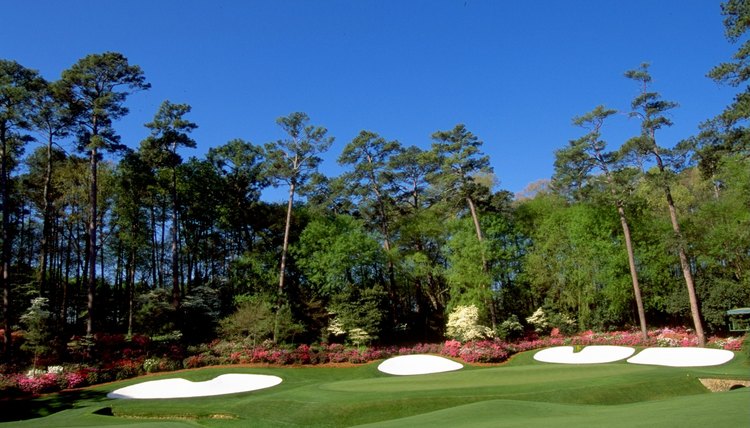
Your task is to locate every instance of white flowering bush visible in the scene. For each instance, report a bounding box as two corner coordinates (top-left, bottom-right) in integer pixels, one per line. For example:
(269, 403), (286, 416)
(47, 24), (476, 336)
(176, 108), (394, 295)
(327, 318), (346, 336)
(446, 305), (494, 342)
(526, 308), (549, 333)
(327, 318), (373, 346)
(347, 328), (371, 347)
(47, 365), (64, 375)
(25, 368), (46, 378)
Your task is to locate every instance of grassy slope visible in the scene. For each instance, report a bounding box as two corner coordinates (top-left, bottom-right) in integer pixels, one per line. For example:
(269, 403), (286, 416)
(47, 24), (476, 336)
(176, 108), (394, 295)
(2, 350), (748, 427)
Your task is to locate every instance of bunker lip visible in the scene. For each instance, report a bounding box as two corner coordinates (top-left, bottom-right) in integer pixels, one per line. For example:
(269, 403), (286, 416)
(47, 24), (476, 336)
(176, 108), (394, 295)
(533, 346), (636, 364)
(377, 354), (464, 376)
(107, 373), (283, 399)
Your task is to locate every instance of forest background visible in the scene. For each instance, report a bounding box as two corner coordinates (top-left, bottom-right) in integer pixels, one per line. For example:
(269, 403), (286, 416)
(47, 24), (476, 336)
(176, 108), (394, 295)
(0, 1), (749, 367)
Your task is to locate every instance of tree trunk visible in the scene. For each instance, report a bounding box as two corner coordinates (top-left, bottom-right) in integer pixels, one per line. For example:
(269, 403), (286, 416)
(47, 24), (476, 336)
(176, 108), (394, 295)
(1, 127), (12, 359)
(278, 182), (295, 298)
(466, 196), (496, 330)
(38, 135), (54, 298)
(126, 246), (135, 336)
(665, 189), (706, 346)
(653, 149), (705, 346)
(171, 164), (180, 308)
(86, 145), (98, 336)
(150, 205), (157, 288)
(616, 201), (648, 340)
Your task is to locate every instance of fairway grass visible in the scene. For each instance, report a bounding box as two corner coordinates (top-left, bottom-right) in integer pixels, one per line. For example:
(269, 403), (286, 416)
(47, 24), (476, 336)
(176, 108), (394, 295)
(2, 350), (748, 427)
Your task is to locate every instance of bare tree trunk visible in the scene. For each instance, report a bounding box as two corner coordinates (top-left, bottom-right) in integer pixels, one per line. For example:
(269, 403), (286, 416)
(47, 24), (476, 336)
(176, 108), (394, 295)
(616, 202), (648, 340)
(146, 205), (156, 289)
(466, 196), (496, 330)
(1, 127), (12, 359)
(38, 135), (54, 298)
(278, 182), (295, 298)
(653, 149), (705, 346)
(171, 165), (180, 308)
(665, 189), (705, 346)
(126, 247), (135, 336)
(86, 146), (98, 336)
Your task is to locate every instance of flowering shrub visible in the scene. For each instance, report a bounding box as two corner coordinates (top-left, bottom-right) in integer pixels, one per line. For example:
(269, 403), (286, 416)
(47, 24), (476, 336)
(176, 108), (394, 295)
(3, 328), (744, 395)
(64, 370), (89, 389)
(526, 308), (549, 333)
(17, 373), (60, 395)
(456, 340), (510, 363)
(47, 365), (64, 375)
(446, 305), (494, 342)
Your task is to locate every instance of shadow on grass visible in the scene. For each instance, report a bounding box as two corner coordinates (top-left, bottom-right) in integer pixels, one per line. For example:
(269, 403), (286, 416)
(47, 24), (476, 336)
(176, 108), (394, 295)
(0, 389), (109, 422)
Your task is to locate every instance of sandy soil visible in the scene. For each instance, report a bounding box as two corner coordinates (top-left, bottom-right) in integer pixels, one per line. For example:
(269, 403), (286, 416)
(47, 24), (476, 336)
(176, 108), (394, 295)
(107, 374), (283, 399)
(533, 346), (636, 364)
(377, 354), (464, 375)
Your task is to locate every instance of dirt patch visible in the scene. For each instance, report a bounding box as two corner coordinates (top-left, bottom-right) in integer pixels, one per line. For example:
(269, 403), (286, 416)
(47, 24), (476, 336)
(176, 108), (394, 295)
(699, 378), (750, 392)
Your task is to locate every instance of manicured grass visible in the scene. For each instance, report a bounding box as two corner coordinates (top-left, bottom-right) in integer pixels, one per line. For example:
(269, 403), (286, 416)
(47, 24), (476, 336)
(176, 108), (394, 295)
(2, 350), (748, 427)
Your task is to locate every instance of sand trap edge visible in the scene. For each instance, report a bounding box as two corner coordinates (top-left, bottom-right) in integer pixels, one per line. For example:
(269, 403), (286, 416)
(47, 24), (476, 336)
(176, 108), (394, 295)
(533, 346), (636, 364)
(626, 347), (735, 367)
(377, 354), (464, 376)
(107, 373), (283, 399)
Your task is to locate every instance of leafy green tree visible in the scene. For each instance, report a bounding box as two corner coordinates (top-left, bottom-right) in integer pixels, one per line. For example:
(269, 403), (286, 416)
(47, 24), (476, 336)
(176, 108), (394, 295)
(700, 0), (750, 160)
(623, 63), (705, 345)
(207, 138), (267, 257)
(389, 145), (436, 212)
(264, 112), (333, 303)
(553, 105), (649, 339)
(112, 151), (155, 335)
(140, 100), (197, 308)
(683, 156), (750, 331)
(430, 124), (496, 327)
(176, 157), (223, 288)
(30, 80), (75, 299)
(60, 52), (149, 335)
(1, 60), (43, 357)
(294, 214), (385, 298)
(444, 217), (492, 312)
(338, 130), (402, 320)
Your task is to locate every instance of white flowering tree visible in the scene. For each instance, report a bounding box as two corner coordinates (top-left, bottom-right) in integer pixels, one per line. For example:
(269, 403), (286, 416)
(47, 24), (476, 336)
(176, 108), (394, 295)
(526, 307), (549, 333)
(20, 297), (53, 371)
(446, 305), (494, 342)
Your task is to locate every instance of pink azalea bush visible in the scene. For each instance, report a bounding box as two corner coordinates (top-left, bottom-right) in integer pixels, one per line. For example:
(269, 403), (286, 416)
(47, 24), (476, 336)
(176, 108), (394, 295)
(1, 328), (745, 397)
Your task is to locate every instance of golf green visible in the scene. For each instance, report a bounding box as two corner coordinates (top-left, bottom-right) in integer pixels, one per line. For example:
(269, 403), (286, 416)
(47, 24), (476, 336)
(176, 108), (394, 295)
(1, 350), (748, 427)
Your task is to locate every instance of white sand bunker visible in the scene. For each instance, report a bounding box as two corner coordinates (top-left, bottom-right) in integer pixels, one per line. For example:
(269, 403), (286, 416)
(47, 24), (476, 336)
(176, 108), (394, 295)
(534, 346), (636, 364)
(378, 354), (463, 376)
(627, 347), (735, 367)
(107, 374), (282, 399)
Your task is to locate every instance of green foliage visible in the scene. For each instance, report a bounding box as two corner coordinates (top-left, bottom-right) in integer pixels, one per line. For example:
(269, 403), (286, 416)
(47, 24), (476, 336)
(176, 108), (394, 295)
(133, 289), (176, 336)
(219, 295), (302, 345)
(180, 286), (221, 343)
(327, 285), (388, 345)
(294, 214), (385, 297)
(219, 295), (275, 344)
(496, 314), (524, 341)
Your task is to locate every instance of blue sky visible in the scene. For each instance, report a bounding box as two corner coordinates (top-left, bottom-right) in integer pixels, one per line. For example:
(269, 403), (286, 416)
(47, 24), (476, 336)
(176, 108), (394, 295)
(1, 1), (738, 201)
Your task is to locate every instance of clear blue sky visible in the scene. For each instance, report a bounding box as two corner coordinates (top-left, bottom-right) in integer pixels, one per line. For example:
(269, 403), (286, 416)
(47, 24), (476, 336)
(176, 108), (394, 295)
(1, 1), (737, 201)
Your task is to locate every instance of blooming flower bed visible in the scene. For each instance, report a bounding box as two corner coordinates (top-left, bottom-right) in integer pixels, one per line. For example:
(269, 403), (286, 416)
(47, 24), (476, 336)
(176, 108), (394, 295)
(0, 328), (744, 397)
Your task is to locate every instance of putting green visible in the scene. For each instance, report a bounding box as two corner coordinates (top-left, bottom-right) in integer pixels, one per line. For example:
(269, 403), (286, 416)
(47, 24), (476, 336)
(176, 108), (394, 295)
(1, 349), (747, 427)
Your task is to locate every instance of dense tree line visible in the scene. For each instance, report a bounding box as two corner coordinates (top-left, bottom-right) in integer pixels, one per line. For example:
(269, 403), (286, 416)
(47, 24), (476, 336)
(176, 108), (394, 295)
(1, 2), (748, 360)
